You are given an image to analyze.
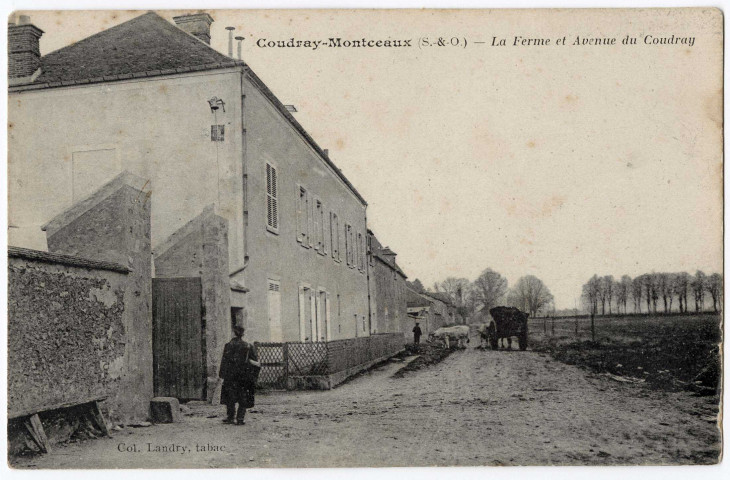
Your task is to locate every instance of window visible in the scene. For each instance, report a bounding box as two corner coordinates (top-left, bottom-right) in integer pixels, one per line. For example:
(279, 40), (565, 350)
(331, 212), (340, 261)
(267, 280), (282, 342)
(307, 191), (314, 248)
(357, 232), (363, 271)
(367, 235), (374, 267)
(345, 224), (353, 267)
(297, 186), (309, 245)
(322, 208), (329, 255)
(211, 125), (225, 141)
(314, 199), (324, 253)
(266, 163), (278, 232)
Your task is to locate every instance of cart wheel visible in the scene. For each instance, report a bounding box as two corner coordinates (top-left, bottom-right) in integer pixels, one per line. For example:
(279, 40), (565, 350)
(518, 332), (528, 351)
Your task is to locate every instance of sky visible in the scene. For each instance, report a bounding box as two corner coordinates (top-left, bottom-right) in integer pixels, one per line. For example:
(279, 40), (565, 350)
(13, 8), (723, 309)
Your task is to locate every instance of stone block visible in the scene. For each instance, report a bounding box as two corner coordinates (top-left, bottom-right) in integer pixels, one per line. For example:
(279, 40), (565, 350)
(150, 397), (181, 423)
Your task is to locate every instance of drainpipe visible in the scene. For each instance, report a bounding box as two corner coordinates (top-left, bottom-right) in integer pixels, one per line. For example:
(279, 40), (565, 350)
(241, 68), (250, 275)
(230, 66), (250, 279)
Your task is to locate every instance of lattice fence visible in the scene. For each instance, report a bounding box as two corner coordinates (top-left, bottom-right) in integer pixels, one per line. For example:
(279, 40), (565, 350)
(255, 333), (405, 390)
(287, 342), (328, 376)
(255, 342), (287, 390)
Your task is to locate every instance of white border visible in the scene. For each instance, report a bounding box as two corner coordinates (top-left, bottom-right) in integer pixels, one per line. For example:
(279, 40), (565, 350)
(1, 2), (726, 480)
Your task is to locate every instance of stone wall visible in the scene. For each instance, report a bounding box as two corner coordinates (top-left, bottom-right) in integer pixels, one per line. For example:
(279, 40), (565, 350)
(43, 172), (152, 422)
(8, 248), (129, 421)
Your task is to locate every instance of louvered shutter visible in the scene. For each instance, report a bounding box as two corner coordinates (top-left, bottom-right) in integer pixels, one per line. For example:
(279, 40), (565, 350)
(266, 164), (278, 231)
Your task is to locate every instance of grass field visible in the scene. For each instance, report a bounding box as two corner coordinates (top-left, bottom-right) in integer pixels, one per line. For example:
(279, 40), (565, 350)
(528, 313), (722, 393)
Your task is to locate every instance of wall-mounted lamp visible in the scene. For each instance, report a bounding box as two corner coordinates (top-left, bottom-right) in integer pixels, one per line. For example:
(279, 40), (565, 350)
(208, 97), (226, 113)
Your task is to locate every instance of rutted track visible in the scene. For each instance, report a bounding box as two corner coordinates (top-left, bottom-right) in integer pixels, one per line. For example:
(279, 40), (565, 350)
(12, 346), (721, 468)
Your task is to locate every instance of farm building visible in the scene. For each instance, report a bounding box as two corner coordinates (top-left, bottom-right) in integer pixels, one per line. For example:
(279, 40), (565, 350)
(406, 288), (458, 336)
(7, 11), (379, 404)
(367, 230), (409, 334)
(8, 11), (371, 349)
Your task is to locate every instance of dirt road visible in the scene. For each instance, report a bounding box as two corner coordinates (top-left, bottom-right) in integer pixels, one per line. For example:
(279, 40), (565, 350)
(13, 347), (721, 468)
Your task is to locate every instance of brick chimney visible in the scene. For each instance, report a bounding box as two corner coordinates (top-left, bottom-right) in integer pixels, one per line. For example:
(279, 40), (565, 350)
(8, 15), (44, 79)
(173, 13), (214, 45)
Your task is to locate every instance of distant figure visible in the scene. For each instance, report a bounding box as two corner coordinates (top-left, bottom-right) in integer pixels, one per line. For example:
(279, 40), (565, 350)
(413, 323), (423, 344)
(219, 326), (260, 425)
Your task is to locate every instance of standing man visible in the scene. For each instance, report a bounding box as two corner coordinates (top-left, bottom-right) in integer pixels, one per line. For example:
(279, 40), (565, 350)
(412, 322), (423, 345)
(219, 326), (260, 425)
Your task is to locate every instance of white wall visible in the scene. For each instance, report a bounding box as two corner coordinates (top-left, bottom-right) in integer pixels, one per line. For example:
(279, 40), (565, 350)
(8, 69), (245, 270)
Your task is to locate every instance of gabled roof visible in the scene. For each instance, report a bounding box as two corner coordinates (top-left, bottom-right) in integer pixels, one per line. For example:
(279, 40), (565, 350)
(406, 288), (431, 308)
(31, 12), (240, 85)
(423, 291), (454, 306)
(9, 11), (368, 207)
(373, 251), (407, 278)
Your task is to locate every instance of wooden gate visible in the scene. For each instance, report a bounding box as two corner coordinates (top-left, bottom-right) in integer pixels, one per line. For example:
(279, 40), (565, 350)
(152, 277), (206, 400)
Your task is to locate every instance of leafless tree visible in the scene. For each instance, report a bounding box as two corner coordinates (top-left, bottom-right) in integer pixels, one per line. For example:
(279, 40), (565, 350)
(407, 278), (425, 293)
(692, 270), (707, 312)
(509, 275), (553, 317)
(438, 277), (472, 317)
(707, 273), (723, 312)
(656, 272), (672, 313)
(472, 268), (508, 316)
(582, 274), (601, 315)
(639, 273), (658, 313)
(603, 275), (615, 315)
(673, 272), (691, 313)
(617, 275), (631, 314)
(630, 276), (643, 313)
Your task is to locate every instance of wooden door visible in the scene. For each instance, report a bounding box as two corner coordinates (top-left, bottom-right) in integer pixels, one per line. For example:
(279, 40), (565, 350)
(152, 277), (205, 400)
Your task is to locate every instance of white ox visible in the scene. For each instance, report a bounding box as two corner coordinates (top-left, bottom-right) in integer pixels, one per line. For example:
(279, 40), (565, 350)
(430, 325), (470, 349)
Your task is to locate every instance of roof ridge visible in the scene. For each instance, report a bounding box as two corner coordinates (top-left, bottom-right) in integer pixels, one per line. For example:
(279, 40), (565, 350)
(31, 11), (235, 86)
(41, 11), (161, 60)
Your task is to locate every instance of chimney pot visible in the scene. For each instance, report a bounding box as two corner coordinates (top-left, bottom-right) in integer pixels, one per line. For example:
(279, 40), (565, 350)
(235, 36), (244, 60)
(8, 18), (44, 79)
(173, 13), (214, 45)
(225, 26), (235, 57)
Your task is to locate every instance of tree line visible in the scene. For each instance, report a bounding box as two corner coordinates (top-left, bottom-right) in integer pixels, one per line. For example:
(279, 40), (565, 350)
(581, 271), (723, 316)
(407, 269), (554, 319)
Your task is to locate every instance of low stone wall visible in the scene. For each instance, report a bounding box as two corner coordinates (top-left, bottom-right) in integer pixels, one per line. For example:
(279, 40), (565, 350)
(8, 248), (130, 421)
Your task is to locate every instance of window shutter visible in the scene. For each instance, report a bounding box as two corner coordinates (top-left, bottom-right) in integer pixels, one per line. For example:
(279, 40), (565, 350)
(297, 185), (306, 243)
(331, 212), (339, 260)
(307, 191), (313, 248)
(266, 164), (278, 231)
(323, 206), (329, 255)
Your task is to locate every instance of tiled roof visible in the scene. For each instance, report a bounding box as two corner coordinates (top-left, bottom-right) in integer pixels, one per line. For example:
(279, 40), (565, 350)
(406, 288), (431, 307)
(33, 11), (239, 84)
(9, 11), (368, 207)
(373, 252), (407, 278)
(9, 246), (131, 273)
(423, 291), (454, 306)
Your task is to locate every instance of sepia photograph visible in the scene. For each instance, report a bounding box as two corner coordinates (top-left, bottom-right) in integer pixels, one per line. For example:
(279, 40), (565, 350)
(3, 3), (724, 472)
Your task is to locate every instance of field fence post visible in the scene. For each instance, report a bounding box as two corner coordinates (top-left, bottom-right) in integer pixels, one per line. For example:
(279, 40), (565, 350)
(551, 316), (555, 336)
